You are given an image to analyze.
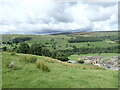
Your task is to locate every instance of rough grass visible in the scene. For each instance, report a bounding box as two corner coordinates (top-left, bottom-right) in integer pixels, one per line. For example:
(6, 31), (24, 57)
(2, 52), (118, 88)
(19, 55), (37, 63)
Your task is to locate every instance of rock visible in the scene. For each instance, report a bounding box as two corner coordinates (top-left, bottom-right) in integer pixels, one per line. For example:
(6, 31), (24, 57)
(8, 62), (15, 68)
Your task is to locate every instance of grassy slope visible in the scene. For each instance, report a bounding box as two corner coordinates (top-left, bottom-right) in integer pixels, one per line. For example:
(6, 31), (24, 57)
(2, 52), (118, 88)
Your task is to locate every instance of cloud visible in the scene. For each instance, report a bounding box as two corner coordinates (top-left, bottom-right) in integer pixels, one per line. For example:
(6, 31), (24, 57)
(0, 0), (118, 34)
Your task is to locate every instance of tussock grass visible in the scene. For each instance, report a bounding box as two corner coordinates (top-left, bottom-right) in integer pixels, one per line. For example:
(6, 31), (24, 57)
(28, 56), (37, 63)
(10, 52), (16, 56)
(36, 60), (50, 72)
(19, 55), (37, 63)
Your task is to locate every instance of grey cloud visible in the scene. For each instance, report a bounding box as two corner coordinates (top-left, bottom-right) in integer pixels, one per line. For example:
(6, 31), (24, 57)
(0, 1), (118, 34)
(85, 2), (117, 7)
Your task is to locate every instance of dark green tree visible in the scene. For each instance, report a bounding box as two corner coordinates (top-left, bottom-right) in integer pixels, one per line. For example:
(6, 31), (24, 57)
(42, 48), (52, 57)
(56, 52), (69, 61)
(17, 42), (30, 54)
(2, 47), (7, 51)
(30, 43), (44, 55)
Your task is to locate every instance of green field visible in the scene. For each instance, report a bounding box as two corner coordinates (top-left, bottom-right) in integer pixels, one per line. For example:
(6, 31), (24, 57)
(68, 53), (118, 61)
(1, 31), (119, 51)
(2, 52), (118, 88)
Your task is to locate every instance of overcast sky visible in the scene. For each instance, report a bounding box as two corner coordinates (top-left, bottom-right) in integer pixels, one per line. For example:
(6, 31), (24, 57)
(0, 0), (118, 34)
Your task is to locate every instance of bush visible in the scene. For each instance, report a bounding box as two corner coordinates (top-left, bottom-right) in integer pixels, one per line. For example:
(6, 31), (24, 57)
(78, 60), (84, 64)
(6, 61), (21, 70)
(10, 52), (16, 55)
(19, 55), (37, 63)
(36, 61), (50, 72)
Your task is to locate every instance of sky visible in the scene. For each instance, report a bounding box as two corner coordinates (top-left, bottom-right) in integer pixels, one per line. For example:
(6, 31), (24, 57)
(0, 0), (118, 34)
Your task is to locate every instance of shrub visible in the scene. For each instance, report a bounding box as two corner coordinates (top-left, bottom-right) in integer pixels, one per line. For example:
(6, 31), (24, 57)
(78, 60), (84, 64)
(6, 61), (21, 70)
(19, 55), (37, 63)
(10, 52), (16, 55)
(36, 61), (50, 72)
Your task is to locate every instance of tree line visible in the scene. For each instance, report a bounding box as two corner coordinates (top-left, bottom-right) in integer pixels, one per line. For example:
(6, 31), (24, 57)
(17, 42), (69, 61)
(68, 36), (103, 43)
(58, 45), (119, 55)
(68, 35), (119, 43)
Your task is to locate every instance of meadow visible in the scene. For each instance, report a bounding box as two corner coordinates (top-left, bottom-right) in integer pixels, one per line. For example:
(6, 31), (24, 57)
(1, 31), (119, 88)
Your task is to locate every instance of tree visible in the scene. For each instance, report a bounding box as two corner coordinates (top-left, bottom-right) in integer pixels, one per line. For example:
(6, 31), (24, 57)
(42, 48), (52, 57)
(2, 47), (7, 51)
(13, 46), (17, 51)
(17, 42), (30, 54)
(2, 42), (6, 44)
(87, 43), (90, 46)
(78, 60), (84, 64)
(66, 44), (68, 47)
(13, 37), (32, 43)
(30, 43), (44, 55)
(51, 51), (58, 58)
(56, 52), (69, 61)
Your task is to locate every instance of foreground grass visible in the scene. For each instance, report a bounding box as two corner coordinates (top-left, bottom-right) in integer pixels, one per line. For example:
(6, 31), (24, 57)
(2, 52), (118, 88)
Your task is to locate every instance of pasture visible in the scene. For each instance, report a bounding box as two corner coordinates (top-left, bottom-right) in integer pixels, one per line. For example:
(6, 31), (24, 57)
(2, 52), (118, 88)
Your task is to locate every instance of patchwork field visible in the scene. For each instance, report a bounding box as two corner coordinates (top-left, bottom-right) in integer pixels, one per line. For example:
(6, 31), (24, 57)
(1, 31), (119, 51)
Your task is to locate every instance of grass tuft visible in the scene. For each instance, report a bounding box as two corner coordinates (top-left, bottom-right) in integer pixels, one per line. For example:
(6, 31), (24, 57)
(19, 55), (37, 63)
(10, 52), (16, 56)
(28, 56), (37, 63)
(36, 61), (50, 72)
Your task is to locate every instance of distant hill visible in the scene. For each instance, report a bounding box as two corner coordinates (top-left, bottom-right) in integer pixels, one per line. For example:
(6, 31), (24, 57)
(51, 31), (119, 35)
